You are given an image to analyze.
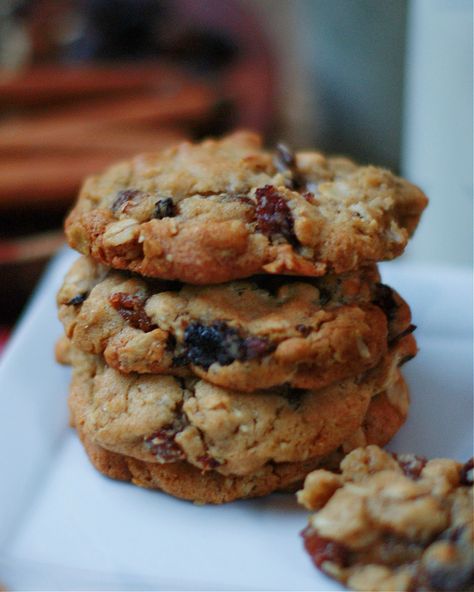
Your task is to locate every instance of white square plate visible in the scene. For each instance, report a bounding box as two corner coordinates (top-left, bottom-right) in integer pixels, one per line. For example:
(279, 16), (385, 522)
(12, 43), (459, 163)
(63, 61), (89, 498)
(0, 249), (472, 591)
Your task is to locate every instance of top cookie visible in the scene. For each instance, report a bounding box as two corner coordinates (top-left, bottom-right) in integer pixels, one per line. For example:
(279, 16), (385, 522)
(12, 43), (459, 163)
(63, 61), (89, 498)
(65, 132), (428, 284)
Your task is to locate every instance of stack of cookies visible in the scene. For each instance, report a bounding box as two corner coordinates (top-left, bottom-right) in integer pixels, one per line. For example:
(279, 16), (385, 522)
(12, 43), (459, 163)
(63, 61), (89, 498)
(56, 132), (427, 504)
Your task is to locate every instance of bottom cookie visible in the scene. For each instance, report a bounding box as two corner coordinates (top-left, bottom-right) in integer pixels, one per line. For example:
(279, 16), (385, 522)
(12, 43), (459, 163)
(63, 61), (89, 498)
(78, 428), (331, 504)
(74, 377), (408, 504)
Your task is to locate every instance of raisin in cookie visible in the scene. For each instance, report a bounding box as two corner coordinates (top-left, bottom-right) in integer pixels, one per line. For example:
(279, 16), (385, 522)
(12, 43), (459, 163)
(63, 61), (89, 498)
(67, 334), (414, 478)
(298, 446), (474, 592)
(65, 132), (428, 284)
(73, 376), (409, 504)
(58, 256), (413, 392)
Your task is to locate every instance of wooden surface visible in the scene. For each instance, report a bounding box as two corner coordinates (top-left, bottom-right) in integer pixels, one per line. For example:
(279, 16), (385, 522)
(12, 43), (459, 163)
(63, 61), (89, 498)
(0, 63), (184, 105)
(0, 64), (218, 209)
(0, 62), (220, 323)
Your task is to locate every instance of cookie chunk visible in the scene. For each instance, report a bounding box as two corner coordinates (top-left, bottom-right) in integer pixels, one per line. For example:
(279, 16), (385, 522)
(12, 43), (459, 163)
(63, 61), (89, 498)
(65, 132), (428, 284)
(58, 256), (413, 392)
(55, 334), (71, 365)
(67, 332), (414, 478)
(73, 378), (409, 504)
(298, 446), (474, 592)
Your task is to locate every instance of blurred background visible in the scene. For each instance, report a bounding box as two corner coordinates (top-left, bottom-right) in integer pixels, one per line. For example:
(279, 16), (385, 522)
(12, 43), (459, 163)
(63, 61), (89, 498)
(0, 0), (472, 351)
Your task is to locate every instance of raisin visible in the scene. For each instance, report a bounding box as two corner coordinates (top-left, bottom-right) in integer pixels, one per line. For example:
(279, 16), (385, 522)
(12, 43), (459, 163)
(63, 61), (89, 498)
(373, 283), (399, 321)
(460, 458), (474, 486)
(184, 321), (243, 369)
(296, 324), (311, 337)
(109, 292), (156, 332)
(144, 423), (185, 462)
(184, 321), (274, 369)
(274, 143), (305, 189)
(242, 336), (275, 360)
(154, 197), (176, 219)
(389, 324), (417, 345)
(302, 527), (349, 569)
(197, 455), (221, 470)
(275, 142), (296, 170)
(303, 191), (317, 205)
(255, 185), (298, 246)
(237, 195), (255, 206)
(67, 293), (87, 305)
(394, 453), (427, 479)
(111, 189), (144, 213)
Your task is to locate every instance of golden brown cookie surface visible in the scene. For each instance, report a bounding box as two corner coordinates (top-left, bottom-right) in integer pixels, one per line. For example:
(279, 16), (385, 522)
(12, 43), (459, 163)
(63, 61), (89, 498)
(65, 132), (428, 284)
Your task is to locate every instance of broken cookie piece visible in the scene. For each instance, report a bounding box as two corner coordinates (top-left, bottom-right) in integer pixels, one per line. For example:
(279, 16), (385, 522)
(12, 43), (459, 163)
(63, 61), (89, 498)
(298, 445), (474, 592)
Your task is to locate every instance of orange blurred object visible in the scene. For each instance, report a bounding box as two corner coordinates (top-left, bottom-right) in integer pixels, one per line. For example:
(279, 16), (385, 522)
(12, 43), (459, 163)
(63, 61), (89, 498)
(0, 64), (220, 209)
(0, 0), (277, 329)
(0, 63), (184, 106)
(0, 62), (218, 326)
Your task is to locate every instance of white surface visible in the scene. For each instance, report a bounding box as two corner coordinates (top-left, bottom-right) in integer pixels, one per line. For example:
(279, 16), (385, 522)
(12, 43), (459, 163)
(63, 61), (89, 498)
(0, 249), (472, 591)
